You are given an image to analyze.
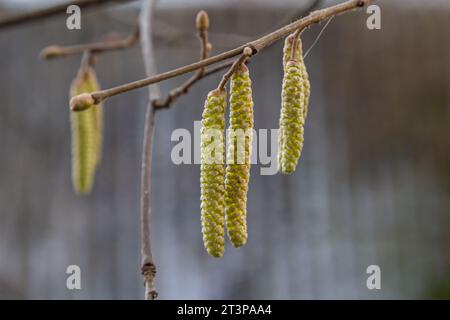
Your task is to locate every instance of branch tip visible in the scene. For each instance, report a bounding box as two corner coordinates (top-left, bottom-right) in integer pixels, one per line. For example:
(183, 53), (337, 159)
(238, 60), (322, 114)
(70, 93), (95, 112)
(40, 45), (64, 59)
(196, 10), (210, 32)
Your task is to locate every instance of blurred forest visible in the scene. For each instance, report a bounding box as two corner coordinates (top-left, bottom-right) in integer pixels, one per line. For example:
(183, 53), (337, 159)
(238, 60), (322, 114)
(0, 0), (449, 299)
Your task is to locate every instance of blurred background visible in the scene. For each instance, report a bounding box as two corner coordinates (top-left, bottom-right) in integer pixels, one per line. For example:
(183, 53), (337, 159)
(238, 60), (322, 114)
(0, 0), (449, 299)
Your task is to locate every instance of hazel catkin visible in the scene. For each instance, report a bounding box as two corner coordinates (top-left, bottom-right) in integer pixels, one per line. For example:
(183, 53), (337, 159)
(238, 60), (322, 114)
(283, 34), (310, 117)
(225, 64), (254, 248)
(278, 35), (310, 174)
(70, 67), (103, 194)
(84, 69), (103, 167)
(200, 89), (227, 258)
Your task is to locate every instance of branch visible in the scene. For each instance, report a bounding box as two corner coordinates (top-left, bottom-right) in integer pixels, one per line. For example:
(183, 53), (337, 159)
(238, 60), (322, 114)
(139, 0), (159, 301)
(153, 10), (212, 109)
(70, 0), (375, 110)
(217, 47), (252, 91)
(41, 28), (139, 59)
(0, 0), (135, 30)
(152, 62), (232, 110)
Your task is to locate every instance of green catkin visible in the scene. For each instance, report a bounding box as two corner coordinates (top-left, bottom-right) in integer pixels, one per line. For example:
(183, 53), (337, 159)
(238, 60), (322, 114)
(278, 35), (310, 174)
(84, 69), (103, 167)
(283, 34), (310, 117)
(70, 67), (103, 195)
(225, 64), (254, 248)
(200, 89), (226, 258)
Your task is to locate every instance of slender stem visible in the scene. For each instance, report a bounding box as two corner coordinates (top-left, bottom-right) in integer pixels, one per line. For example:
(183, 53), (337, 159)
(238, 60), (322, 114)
(0, 0), (135, 30)
(217, 47), (253, 91)
(153, 10), (212, 110)
(41, 28), (139, 59)
(290, 28), (305, 61)
(153, 60), (249, 110)
(204, 60), (243, 78)
(89, 46), (244, 104)
(79, 0), (374, 107)
(139, 0), (159, 301)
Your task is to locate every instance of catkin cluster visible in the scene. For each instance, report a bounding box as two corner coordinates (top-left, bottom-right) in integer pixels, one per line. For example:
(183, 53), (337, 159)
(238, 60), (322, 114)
(200, 89), (226, 257)
(70, 67), (103, 195)
(225, 64), (253, 248)
(200, 63), (254, 256)
(278, 34), (310, 174)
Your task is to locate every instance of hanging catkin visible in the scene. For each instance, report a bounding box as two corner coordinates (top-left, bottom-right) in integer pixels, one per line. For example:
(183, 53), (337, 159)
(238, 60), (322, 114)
(84, 69), (103, 168)
(283, 34), (310, 118)
(278, 35), (310, 174)
(225, 64), (254, 248)
(200, 89), (226, 258)
(70, 66), (103, 194)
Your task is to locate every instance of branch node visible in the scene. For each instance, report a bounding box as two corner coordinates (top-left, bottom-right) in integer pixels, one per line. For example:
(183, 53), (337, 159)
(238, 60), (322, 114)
(357, 0), (367, 7)
(142, 262), (158, 300)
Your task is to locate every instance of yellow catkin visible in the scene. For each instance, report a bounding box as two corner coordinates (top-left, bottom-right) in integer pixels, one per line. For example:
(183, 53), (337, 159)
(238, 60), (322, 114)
(200, 89), (226, 258)
(278, 35), (310, 174)
(283, 34), (311, 117)
(225, 64), (254, 248)
(70, 67), (103, 194)
(84, 69), (103, 167)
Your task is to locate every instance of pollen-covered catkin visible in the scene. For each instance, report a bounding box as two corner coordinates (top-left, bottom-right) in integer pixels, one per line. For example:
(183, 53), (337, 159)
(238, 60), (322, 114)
(278, 59), (305, 174)
(225, 64), (254, 248)
(283, 34), (310, 117)
(278, 35), (310, 174)
(200, 89), (226, 258)
(70, 67), (103, 194)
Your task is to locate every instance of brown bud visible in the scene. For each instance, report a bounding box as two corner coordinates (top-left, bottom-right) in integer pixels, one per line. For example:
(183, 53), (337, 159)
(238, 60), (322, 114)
(206, 42), (213, 54)
(70, 93), (95, 112)
(196, 10), (210, 32)
(243, 46), (253, 57)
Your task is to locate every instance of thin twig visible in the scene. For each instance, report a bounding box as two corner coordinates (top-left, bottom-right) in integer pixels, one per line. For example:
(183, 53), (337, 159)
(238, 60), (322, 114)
(41, 28), (139, 59)
(204, 60), (244, 78)
(152, 59), (250, 110)
(139, 0), (159, 301)
(153, 10), (212, 110)
(79, 50), (96, 72)
(0, 0), (135, 30)
(290, 27), (305, 61)
(217, 47), (253, 91)
(69, 0), (374, 110)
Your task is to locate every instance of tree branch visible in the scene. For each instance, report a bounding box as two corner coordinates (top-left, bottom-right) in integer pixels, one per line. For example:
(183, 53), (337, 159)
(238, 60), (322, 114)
(139, 0), (159, 301)
(217, 47), (252, 91)
(40, 28), (139, 59)
(70, 0), (375, 110)
(0, 0), (135, 30)
(153, 10), (212, 110)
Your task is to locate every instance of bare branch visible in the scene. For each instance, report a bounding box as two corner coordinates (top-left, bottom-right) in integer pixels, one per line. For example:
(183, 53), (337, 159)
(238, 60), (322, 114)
(139, 0), (159, 301)
(0, 0), (135, 30)
(41, 28), (139, 60)
(217, 47), (252, 91)
(153, 10), (212, 110)
(70, 0), (374, 109)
